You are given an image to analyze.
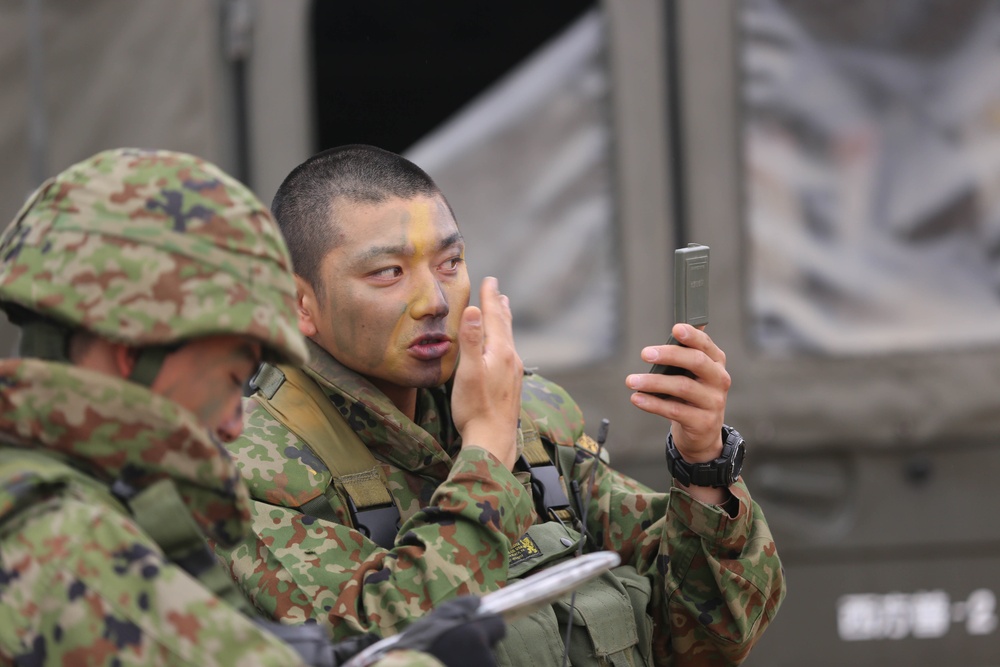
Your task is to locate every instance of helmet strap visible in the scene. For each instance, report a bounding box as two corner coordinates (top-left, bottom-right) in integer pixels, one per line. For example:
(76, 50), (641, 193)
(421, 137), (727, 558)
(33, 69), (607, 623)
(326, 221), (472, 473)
(17, 320), (71, 362)
(128, 346), (179, 388)
(8, 306), (180, 388)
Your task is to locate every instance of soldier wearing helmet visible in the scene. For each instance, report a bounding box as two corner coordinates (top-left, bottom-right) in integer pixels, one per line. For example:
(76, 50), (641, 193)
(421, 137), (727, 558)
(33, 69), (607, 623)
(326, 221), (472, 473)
(0, 148), (505, 667)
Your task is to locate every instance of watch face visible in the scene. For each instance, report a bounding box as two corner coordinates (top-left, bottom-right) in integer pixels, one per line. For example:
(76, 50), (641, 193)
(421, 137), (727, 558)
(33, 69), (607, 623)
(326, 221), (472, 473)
(730, 442), (746, 483)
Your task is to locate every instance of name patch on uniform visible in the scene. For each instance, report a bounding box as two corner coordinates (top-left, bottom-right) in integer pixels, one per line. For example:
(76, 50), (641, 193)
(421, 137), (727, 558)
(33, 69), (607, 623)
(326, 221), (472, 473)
(508, 533), (543, 567)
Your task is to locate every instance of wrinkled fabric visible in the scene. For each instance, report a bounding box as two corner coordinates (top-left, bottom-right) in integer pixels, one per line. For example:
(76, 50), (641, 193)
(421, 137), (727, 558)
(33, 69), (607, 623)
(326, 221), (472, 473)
(219, 342), (785, 666)
(0, 358), (446, 667)
(0, 358), (306, 666)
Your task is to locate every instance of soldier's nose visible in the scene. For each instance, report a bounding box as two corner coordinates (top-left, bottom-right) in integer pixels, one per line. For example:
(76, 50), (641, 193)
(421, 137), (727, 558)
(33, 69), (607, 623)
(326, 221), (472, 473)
(215, 407), (244, 443)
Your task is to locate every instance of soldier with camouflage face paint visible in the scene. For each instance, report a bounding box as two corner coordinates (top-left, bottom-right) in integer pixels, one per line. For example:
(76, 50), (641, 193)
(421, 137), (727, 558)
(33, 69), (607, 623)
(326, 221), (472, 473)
(215, 144), (785, 666)
(0, 148), (506, 667)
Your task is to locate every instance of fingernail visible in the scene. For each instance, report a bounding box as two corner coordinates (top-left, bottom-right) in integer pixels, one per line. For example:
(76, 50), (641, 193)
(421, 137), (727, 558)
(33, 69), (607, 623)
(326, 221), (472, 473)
(631, 392), (649, 407)
(467, 310), (482, 326)
(626, 375), (638, 389)
(641, 347), (658, 363)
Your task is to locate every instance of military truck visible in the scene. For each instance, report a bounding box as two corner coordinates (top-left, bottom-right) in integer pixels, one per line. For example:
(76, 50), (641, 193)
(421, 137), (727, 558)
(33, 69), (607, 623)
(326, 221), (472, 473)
(3, 1), (999, 664)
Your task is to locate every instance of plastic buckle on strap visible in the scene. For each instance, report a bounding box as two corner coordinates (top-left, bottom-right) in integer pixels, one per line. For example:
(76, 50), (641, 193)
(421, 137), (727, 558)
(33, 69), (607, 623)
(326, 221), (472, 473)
(249, 363), (286, 399)
(347, 496), (400, 549)
(530, 464), (571, 516)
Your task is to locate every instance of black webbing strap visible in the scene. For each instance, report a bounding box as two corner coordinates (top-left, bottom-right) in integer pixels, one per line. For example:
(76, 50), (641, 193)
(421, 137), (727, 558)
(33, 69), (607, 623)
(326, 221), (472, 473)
(518, 411), (574, 524)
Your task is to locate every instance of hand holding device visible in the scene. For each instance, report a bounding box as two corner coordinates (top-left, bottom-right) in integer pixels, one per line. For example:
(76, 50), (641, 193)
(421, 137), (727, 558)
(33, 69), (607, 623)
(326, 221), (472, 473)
(647, 244), (709, 395)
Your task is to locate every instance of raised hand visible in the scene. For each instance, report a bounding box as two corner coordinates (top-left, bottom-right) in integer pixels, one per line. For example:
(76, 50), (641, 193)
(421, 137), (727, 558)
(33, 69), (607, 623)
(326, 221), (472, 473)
(626, 323), (732, 502)
(451, 277), (523, 470)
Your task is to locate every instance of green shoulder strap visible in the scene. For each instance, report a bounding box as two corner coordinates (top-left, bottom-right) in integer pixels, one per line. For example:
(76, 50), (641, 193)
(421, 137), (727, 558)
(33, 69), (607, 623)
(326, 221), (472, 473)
(518, 409), (548, 467)
(125, 478), (256, 617)
(250, 363), (399, 546)
(0, 448), (256, 618)
(518, 409), (576, 525)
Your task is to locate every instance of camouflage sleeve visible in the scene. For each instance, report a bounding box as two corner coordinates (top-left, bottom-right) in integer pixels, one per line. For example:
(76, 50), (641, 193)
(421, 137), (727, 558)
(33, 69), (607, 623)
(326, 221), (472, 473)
(220, 445), (534, 641)
(0, 495), (307, 667)
(572, 452), (785, 666)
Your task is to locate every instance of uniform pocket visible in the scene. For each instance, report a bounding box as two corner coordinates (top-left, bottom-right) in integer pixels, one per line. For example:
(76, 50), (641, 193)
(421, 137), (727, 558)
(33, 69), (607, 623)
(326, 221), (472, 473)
(553, 568), (643, 667)
(498, 522), (654, 666)
(495, 603), (568, 666)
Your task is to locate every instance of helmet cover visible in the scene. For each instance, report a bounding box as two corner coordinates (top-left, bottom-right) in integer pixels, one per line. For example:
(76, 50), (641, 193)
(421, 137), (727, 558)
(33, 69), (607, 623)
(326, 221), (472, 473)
(0, 148), (307, 364)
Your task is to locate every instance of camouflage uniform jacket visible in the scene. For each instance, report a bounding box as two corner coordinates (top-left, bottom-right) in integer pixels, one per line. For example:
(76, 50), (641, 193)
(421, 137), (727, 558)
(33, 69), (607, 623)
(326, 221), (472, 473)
(220, 341), (785, 666)
(0, 358), (442, 667)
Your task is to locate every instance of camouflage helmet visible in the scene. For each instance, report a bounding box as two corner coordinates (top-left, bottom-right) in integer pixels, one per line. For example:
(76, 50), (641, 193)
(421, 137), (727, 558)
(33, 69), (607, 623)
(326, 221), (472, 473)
(0, 148), (307, 367)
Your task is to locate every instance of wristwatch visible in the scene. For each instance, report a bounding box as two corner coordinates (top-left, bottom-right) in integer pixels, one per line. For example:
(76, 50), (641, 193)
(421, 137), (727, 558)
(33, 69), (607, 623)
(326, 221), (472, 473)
(665, 425), (745, 488)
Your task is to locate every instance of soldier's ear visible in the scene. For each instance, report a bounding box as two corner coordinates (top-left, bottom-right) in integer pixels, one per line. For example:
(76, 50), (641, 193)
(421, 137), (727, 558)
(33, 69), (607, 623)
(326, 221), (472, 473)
(294, 275), (319, 338)
(69, 332), (135, 380)
(112, 344), (139, 379)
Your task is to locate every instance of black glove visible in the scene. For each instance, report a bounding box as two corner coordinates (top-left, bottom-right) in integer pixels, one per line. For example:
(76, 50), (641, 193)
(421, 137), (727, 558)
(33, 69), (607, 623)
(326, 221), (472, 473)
(391, 596), (506, 667)
(256, 619), (378, 667)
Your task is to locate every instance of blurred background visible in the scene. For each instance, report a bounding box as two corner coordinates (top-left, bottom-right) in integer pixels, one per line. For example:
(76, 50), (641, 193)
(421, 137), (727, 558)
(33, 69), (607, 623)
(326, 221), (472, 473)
(2, 1), (999, 664)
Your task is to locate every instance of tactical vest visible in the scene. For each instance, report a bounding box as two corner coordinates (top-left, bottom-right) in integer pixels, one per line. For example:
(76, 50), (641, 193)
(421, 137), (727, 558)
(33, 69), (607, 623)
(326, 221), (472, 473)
(0, 447), (257, 616)
(0, 446), (389, 667)
(249, 363), (654, 667)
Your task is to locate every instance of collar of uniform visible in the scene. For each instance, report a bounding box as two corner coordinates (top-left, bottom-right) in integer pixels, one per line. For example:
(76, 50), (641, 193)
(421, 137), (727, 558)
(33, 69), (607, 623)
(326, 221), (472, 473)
(302, 338), (455, 479)
(0, 358), (251, 547)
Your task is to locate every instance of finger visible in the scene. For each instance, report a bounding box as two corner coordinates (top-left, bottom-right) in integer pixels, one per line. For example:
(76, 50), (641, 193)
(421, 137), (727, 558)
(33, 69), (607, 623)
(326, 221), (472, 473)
(630, 388), (698, 421)
(647, 375), (724, 414)
(643, 342), (728, 390)
(479, 277), (513, 342)
(627, 370), (694, 403)
(479, 276), (499, 312)
(629, 390), (721, 443)
(639, 345), (708, 385)
(457, 306), (484, 370)
(628, 345), (729, 407)
(672, 323), (726, 366)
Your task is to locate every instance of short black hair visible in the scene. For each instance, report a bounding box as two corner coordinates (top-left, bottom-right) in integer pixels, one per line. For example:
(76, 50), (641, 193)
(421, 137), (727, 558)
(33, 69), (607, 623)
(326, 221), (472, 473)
(270, 144), (453, 291)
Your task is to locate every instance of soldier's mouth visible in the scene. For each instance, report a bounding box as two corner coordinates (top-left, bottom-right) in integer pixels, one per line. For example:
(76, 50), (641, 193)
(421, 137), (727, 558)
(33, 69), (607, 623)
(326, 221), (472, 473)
(408, 334), (452, 361)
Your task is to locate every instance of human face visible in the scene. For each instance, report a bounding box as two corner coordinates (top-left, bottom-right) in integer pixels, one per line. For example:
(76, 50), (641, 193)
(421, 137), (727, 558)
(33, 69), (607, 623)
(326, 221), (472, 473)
(149, 335), (262, 439)
(298, 195), (470, 412)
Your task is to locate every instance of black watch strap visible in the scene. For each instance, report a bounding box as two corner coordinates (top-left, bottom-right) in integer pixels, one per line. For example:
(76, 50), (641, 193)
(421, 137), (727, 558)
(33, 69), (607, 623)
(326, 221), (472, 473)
(665, 425), (746, 488)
